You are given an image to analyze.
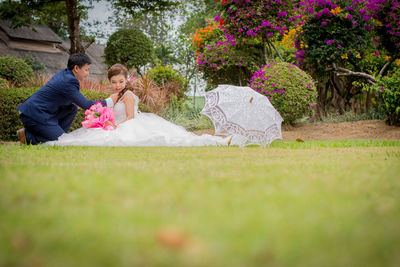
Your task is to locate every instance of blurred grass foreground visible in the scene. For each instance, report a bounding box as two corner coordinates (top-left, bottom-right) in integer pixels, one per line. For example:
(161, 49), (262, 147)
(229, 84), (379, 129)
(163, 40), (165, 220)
(1, 141), (400, 267)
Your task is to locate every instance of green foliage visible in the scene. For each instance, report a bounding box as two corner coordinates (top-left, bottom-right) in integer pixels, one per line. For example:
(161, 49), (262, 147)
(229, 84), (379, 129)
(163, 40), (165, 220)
(198, 36), (265, 88)
(0, 77), (8, 88)
(111, 0), (178, 18)
(250, 62), (317, 125)
(372, 69), (400, 126)
(162, 96), (213, 131)
(155, 44), (181, 65)
(301, 15), (370, 76)
(0, 87), (151, 141)
(104, 28), (154, 72)
(148, 64), (187, 97)
(0, 0), (88, 40)
(295, 1), (373, 79)
(273, 44), (297, 64)
(0, 56), (34, 86)
(24, 54), (45, 73)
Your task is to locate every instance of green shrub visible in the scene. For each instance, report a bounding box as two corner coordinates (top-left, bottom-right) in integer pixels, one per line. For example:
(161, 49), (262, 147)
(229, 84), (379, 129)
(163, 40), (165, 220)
(0, 87), (151, 141)
(24, 54), (46, 73)
(162, 97), (213, 131)
(250, 62), (317, 125)
(104, 28), (154, 72)
(0, 56), (34, 86)
(0, 77), (8, 88)
(148, 64), (187, 97)
(372, 70), (400, 126)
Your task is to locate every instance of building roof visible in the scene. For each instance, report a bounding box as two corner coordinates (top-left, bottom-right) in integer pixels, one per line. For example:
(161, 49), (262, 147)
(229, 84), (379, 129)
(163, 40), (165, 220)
(0, 20), (62, 44)
(0, 41), (107, 77)
(0, 21), (107, 78)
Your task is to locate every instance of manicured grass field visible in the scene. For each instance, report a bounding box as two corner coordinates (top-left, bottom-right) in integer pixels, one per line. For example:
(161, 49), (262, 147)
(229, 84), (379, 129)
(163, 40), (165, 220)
(1, 141), (400, 267)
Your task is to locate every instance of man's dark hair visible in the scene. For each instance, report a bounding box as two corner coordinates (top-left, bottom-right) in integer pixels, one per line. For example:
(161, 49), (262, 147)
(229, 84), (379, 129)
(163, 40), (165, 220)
(67, 53), (92, 70)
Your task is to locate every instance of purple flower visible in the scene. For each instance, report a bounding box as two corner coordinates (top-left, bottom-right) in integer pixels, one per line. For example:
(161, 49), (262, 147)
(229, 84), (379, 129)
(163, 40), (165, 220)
(321, 21), (327, 26)
(326, 39), (335, 45)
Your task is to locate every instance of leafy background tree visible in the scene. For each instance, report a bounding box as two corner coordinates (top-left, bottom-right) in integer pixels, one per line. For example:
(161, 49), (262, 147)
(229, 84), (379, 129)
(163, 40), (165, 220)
(104, 28), (154, 75)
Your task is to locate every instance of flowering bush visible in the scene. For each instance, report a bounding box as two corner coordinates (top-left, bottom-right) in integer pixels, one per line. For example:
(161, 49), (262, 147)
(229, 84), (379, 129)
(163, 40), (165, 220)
(296, 0), (371, 74)
(197, 37), (264, 87)
(250, 62), (317, 124)
(215, 0), (299, 62)
(191, 21), (222, 53)
(367, 0), (400, 55)
(217, 0), (298, 40)
(0, 56), (34, 86)
(193, 21), (264, 87)
(82, 102), (116, 130)
(372, 69), (400, 125)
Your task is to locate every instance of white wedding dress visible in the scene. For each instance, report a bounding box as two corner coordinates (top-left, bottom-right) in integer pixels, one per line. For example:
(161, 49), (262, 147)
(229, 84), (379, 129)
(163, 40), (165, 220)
(46, 91), (231, 147)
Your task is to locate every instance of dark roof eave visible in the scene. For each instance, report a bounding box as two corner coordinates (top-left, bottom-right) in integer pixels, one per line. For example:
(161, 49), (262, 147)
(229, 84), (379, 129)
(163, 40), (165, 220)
(8, 36), (63, 44)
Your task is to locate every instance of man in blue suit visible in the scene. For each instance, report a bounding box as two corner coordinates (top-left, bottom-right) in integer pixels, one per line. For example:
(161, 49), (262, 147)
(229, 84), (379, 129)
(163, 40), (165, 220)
(17, 53), (115, 145)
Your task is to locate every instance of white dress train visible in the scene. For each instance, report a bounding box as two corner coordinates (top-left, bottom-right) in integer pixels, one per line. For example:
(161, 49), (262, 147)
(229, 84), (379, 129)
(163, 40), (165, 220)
(45, 91), (231, 147)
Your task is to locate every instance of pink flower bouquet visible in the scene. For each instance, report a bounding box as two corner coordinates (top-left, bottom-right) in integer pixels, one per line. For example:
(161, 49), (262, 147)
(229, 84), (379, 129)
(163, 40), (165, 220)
(82, 102), (116, 131)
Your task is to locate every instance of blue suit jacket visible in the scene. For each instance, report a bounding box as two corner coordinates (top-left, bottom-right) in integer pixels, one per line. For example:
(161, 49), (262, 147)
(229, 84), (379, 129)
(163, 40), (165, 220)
(17, 69), (107, 125)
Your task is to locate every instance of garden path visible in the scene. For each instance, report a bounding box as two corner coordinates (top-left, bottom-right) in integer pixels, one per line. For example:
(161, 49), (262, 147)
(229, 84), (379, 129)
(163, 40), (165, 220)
(193, 120), (400, 141)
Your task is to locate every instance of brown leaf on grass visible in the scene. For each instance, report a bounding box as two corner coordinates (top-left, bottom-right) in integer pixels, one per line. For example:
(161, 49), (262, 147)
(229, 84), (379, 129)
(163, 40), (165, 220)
(227, 136), (233, 145)
(296, 137), (304, 142)
(156, 227), (188, 249)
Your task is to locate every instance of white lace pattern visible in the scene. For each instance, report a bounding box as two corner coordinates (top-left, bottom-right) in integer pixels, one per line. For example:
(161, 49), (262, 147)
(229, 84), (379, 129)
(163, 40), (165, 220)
(201, 85), (283, 146)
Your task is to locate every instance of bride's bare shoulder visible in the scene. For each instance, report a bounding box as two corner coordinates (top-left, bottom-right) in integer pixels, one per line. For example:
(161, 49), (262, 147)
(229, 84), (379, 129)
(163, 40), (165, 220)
(121, 91), (136, 102)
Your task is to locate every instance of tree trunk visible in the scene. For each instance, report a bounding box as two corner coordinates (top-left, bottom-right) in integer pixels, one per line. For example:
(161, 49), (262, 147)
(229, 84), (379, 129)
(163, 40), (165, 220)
(193, 81), (196, 109)
(365, 88), (371, 112)
(262, 36), (269, 64)
(66, 0), (85, 54)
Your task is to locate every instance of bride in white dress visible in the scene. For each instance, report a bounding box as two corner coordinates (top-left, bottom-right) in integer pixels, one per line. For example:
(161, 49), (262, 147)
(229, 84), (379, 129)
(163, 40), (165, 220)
(46, 64), (230, 147)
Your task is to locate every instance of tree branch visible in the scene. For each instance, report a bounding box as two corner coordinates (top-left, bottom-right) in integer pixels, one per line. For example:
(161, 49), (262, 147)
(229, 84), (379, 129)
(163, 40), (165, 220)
(55, 44), (69, 54)
(268, 39), (283, 61)
(84, 38), (95, 50)
(378, 56), (397, 77)
(329, 63), (376, 85)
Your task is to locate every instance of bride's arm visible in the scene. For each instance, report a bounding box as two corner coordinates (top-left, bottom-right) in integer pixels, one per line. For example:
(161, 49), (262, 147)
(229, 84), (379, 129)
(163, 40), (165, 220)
(117, 93), (135, 125)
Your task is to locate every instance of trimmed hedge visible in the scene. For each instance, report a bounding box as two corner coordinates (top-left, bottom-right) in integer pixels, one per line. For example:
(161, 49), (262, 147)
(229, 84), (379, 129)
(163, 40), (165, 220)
(104, 28), (154, 71)
(0, 77), (8, 88)
(0, 56), (34, 86)
(250, 62), (317, 125)
(0, 87), (151, 141)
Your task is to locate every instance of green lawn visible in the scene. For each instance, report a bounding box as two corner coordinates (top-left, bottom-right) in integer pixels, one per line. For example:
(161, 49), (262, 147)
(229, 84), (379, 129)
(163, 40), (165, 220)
(1, 141), (400, 267)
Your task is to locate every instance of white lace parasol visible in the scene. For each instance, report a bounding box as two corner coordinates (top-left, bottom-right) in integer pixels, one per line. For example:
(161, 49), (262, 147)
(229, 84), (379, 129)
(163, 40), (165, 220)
(201, 85), (283, 146)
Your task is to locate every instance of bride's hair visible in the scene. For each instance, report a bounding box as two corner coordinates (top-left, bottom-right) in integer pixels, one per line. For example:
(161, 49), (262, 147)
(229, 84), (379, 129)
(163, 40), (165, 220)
(107, 64), (134, 103)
